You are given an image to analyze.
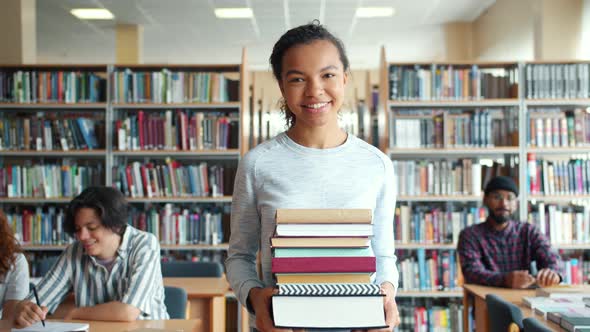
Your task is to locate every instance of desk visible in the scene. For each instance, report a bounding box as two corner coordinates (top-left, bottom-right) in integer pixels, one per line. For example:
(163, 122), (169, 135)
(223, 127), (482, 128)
(0, 319), (201, 332)
(463, 284), (563, 332)
(163, 278), (228, 332)
(52, 278), (230, 332)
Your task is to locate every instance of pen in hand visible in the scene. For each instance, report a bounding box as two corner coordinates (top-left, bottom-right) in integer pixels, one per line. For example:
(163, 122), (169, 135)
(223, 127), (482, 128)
(32, 285), (45, 327)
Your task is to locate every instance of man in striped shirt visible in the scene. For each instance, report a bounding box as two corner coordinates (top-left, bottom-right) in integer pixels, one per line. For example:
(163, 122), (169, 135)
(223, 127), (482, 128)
(458, 176), (562, 289)
(14, 186), (168, 327)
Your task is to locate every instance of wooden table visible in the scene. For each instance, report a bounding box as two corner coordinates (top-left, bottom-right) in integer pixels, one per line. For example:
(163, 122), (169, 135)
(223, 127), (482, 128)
(50, 277), (232, 332)
(0, 319), (201, 332)
(463, 284), (563, 332)
(163, 277), (228, 332)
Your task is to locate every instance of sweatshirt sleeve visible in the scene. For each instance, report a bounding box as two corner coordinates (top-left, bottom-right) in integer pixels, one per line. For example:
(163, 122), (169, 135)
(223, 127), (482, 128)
(373, 157), (399, 291)
(225, 153), (265, 313)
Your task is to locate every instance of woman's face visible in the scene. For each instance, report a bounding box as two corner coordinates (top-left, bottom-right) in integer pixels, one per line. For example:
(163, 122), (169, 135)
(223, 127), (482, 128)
(279, 39), (348, 130)
(74, 208), (121, 260)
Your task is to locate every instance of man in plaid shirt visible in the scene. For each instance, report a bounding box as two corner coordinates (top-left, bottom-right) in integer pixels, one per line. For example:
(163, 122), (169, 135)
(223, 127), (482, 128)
(458, 176), (562, 288)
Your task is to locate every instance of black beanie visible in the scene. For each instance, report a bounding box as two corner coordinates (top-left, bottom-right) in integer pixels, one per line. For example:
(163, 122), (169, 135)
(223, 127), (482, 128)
(484, 176), (519, 196)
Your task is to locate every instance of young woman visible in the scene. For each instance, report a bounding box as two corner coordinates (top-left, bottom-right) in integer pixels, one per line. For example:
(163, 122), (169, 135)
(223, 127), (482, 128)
(13, 186), (168, 328)
(0, 211), (29, 321)
(226, 21), (400, 332)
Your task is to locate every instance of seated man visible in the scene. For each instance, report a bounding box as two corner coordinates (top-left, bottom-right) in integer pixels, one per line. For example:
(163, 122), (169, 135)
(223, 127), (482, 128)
(14, 186), (168, 328)
(458, 176), (561, 289)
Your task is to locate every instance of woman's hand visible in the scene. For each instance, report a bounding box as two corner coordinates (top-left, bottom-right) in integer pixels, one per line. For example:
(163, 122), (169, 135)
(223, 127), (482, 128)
(249, 287), (293, 332)
(354, 282), (400, 332)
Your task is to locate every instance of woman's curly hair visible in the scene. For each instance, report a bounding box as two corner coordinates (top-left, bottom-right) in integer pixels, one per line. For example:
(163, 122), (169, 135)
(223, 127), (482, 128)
(0, 210), (22, 278)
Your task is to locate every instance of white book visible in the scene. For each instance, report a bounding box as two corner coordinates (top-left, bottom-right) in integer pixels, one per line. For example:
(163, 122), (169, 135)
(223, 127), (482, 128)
(275, 224), (373, 237)
(272, 295), (386, 329)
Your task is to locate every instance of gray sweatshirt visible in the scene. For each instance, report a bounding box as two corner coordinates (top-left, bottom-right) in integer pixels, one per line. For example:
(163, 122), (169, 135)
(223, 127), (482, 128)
(225, 132), (399, 316)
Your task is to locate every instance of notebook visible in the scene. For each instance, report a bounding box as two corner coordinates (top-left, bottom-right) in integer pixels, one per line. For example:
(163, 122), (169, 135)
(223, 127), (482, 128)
(11, 322), (89, 332)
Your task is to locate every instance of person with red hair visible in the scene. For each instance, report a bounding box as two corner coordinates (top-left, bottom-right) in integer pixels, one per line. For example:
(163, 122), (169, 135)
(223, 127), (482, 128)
(0, 210), (29, 321)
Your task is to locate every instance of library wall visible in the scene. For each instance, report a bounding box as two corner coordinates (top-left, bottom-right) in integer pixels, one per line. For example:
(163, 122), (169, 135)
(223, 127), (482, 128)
(0, 0), (36, 64)
(472, 0), (535, 61)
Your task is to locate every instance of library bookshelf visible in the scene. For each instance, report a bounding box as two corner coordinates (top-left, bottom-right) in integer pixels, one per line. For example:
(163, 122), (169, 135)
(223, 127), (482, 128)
(380, 51), (590, 295)
(0, 51), (250, 262)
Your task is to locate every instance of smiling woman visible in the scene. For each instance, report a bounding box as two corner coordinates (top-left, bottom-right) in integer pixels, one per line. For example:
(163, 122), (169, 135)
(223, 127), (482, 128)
(226, 20), (401, 332)
(13, 186), (169, 328)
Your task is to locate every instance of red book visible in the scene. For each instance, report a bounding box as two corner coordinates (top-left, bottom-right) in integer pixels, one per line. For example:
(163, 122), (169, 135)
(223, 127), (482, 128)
(271, 257), (376, 274)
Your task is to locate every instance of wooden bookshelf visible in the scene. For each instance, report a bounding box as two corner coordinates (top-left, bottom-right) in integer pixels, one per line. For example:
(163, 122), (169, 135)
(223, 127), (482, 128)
(396, 290), (463, 298)
(396, 243), (457, 250)
(112, 102), (240, 109)
(528, 195), (590, 202)
(526, 146), (590, 154)
(525, 98), (590, 106)
(126, 196), (233, 203)
(397, 195), (483, 202)
(0, 102), (108, 109)
(387, 99), (519, 107)
(388, 147), (519, 156)
(113, 150), (240, 158)
(0, 150), (106, 157)
(1, 54), (248, 254)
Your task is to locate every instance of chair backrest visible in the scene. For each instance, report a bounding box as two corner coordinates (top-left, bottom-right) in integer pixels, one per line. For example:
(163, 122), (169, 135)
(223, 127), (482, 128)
(37, 256), (59, 277)
(523, 317), (553, 332)
(161, 261), (223, 278)
(486, 294), (524, 332)
(164, 286), (187, 319)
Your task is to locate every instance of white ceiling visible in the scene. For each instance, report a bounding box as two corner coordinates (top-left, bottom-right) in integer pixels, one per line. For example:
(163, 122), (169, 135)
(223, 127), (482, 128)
(36, 0), (496, 69)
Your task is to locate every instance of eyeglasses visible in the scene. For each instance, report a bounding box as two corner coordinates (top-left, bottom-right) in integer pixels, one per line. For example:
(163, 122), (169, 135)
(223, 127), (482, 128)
(489, 192), (517, 202)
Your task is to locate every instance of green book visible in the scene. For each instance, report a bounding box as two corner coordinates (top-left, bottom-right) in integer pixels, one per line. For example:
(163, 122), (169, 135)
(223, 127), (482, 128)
(273, 247), (372, 258)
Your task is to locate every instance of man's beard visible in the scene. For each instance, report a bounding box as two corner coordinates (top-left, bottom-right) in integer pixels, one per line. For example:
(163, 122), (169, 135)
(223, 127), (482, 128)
(488, 207), (513, 224)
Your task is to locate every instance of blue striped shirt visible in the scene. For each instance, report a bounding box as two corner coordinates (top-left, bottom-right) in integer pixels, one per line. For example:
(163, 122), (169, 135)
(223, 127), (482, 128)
(28, 225), (169, 319)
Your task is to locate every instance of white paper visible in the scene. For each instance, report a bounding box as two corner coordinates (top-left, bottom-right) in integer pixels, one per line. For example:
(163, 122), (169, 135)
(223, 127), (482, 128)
(12, 321), (89, 332)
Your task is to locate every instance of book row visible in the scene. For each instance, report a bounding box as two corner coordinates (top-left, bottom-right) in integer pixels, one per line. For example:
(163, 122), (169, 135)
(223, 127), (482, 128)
(527, 155), (590, 196)
(112, 70), (239, 104)
(397, 249), (459, 292)
(558, 256), (590, 285)
(527, 108), (590, 148)
(0, 114), (103, 150)
(115, 110), (238, 151)
(0, 164), (103, 198)
(395, 206), (487, 244)
(397, 303), (464, 332)
(0, 71), (107, 103)
(529, 203), (590, 245)
(525, 63), (590, 99)
(6, 204), (229, 246)
(390, 108), (517, 148)
(388, 65), (516, 101)
(392, 159), (483, 196)
(112, 161), (236, 198)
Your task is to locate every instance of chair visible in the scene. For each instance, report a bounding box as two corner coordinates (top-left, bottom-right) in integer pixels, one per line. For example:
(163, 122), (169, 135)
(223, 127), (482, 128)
(164, 286), (188, 319)
(523, 317), (552, 332)
(161, 261), (223, 277)
(37, 256), (59, 277)
(486, 294), (524, 332)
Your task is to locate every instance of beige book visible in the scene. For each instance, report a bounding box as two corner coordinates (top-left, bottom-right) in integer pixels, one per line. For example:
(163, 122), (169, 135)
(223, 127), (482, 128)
(276, 273), (372, 284)
(275, 209), (372, 224)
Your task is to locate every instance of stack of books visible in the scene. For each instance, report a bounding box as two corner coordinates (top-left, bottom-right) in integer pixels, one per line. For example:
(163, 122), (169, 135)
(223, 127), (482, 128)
(270, 208), (386, 329)
(522, 286), (590, 331)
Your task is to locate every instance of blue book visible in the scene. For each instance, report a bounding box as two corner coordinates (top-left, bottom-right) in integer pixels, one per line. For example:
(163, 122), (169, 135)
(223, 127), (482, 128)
(417, 248), (427, 291)
(76, 118), (99, 149)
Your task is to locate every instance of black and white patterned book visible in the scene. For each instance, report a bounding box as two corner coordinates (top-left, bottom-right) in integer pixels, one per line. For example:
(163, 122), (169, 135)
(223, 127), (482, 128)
(277, 283), (381, 296)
